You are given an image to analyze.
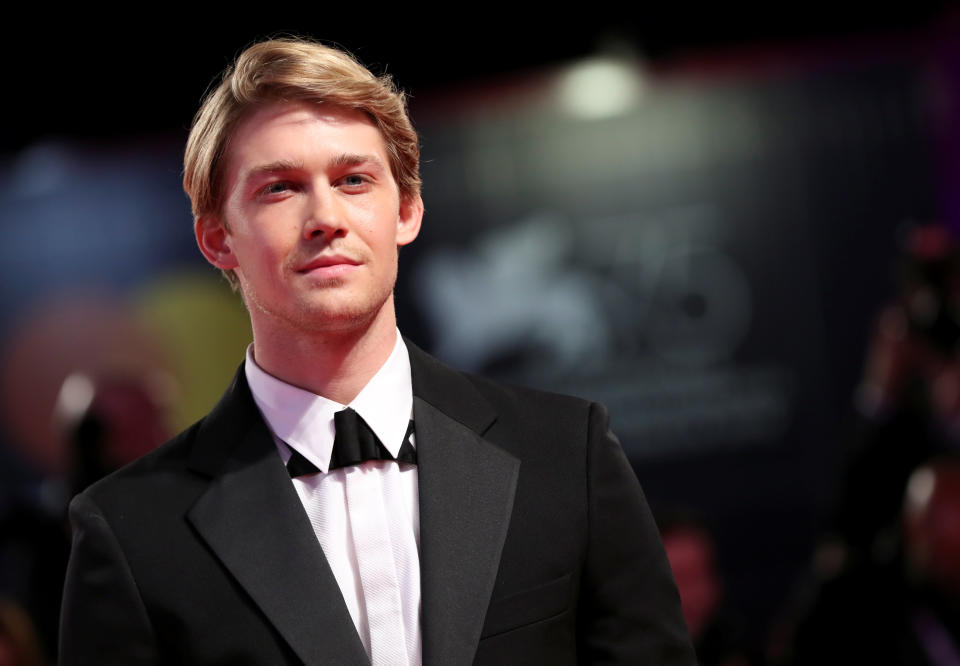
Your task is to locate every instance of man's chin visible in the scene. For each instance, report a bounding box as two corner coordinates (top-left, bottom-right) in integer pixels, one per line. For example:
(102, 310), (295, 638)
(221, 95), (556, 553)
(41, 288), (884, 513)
(292, 294), (394, 334)
(242, 281), (395, 336)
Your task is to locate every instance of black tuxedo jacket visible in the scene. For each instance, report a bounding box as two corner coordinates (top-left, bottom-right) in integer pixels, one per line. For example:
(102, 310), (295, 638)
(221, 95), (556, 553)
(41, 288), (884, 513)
(60, 343), (694, 665)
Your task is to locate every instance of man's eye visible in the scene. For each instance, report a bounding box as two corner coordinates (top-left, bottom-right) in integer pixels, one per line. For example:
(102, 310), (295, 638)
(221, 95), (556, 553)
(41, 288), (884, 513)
(262, 182), (291, 195)
(341, 174), (368, 187)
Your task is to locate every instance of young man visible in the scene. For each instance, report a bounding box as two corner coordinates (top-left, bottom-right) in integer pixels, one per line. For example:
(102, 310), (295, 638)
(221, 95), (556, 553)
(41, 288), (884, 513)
(60, 39), (695, 665)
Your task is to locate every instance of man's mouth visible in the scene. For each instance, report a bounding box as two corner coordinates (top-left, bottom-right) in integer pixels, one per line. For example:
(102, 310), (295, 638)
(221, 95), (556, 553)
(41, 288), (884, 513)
(296, 254), (361, 277)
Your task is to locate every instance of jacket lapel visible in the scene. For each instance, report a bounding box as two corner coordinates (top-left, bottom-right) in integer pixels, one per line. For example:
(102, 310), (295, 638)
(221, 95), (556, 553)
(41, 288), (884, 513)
(186, 369), (369, 666)
(409, 343), (520, 666)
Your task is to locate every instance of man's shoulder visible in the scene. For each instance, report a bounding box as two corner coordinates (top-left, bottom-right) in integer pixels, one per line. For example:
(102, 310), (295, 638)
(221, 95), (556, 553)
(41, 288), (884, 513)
(77, 363), (261, 509)
(409, 343), (602, 452)
(76, 417), (207, 515)
(461, 368), (594, 418)
(407, 338), (595, 415)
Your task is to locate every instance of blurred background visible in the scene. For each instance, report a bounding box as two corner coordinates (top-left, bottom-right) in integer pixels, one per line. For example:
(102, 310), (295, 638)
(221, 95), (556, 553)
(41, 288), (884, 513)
(3, 7), (960, 664)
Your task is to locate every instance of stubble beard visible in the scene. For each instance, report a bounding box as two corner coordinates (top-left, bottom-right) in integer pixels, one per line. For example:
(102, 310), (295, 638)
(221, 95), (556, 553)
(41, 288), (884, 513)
(241, 267), (398, 339)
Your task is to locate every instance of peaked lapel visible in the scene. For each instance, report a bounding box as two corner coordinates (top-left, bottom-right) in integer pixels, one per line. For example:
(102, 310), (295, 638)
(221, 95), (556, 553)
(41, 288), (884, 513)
(186, 369), (369, 666)
(408, 343), (521, 666)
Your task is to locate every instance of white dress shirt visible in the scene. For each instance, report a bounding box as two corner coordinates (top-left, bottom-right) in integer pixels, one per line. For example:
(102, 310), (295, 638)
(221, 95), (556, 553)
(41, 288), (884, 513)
(245, 331), (421, 665)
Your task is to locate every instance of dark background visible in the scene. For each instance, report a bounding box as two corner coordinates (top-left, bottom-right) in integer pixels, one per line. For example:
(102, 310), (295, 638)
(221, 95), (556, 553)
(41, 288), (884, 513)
(1, 7), (951, 149)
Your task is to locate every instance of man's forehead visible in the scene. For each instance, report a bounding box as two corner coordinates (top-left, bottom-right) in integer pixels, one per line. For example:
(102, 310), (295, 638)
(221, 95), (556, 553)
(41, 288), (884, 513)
(223, 101), (389, 181)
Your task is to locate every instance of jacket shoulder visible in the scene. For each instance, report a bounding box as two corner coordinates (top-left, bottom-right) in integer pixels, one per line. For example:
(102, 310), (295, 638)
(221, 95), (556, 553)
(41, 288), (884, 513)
(454, 367), (607, 471)
(462, 370), (594, 421)
(77, 418), (206, 515)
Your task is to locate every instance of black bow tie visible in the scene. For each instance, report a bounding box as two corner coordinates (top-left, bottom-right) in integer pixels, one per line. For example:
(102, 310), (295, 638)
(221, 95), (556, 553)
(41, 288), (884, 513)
(286, 407), (416, 477)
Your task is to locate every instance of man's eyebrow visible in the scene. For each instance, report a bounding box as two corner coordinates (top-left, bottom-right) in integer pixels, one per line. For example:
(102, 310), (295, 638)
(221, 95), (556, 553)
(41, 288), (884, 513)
(331, 153), (387, 170)
(245, 159), (305, 179)
(243, 155), (386, 181)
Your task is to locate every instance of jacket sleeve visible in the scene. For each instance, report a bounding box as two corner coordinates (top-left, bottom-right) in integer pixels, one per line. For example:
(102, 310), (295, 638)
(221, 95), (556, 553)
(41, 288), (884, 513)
(577, 402), (697, 665)
(60, 492), (159, 666)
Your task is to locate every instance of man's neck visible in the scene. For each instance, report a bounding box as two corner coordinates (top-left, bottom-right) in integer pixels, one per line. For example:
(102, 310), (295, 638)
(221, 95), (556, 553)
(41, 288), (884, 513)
(249, 307), (399, 405)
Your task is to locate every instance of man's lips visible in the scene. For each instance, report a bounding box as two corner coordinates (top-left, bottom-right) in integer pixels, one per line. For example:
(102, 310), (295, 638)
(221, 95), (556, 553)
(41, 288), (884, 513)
(296, 254), (362, 273)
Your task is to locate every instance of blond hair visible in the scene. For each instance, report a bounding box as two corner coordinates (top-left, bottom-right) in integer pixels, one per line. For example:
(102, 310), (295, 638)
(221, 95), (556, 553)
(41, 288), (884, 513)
(183, 39), (422, 280)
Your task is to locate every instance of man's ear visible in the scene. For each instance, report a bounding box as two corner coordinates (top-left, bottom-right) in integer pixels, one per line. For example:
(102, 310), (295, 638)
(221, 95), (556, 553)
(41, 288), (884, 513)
(195, 215), (239, 270)
(396, 194), (424, 247)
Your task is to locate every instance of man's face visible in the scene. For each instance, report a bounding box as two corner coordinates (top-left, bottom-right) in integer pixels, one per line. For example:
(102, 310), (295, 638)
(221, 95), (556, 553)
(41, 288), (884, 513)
(197, 101), (422, 335)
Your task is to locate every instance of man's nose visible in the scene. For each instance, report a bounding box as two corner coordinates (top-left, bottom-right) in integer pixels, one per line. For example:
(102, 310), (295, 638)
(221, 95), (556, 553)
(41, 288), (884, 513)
(303, 189), (347, 241)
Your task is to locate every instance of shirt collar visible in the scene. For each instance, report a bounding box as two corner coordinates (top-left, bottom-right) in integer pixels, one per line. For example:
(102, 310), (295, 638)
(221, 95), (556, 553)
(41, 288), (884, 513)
(244, 330), (413, 474)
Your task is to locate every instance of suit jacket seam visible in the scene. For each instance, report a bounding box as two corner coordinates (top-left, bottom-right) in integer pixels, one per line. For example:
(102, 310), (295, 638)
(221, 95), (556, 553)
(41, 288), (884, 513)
(584, 402), (597, 564)
(86, 494), (157, 635)
(576, 401), (599, 658)
(70, 492), (159, 658)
